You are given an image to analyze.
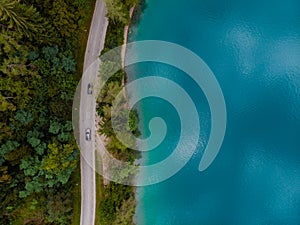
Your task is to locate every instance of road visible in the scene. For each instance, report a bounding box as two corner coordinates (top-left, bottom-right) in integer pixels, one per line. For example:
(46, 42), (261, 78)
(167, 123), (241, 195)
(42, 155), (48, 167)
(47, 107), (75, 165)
(79, 1), (108, 225)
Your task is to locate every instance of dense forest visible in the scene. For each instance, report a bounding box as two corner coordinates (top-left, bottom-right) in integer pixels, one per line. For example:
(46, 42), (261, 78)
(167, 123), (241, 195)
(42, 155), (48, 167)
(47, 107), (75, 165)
(0, 0), (93, 224)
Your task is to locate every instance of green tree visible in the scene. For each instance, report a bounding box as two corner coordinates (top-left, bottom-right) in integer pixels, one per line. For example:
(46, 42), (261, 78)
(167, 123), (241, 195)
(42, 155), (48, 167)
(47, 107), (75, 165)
(0, 166), (12, 183)
(0, 32), (37, 111)
(45, 191), (73, 224)
(14, 110), (33, 125)
(104, 0), (129, 24)
(42, 141), (78, 178)
(49, 120), (61, 135)
(0, 0), (48, 39)
(0, 140), (20, 166)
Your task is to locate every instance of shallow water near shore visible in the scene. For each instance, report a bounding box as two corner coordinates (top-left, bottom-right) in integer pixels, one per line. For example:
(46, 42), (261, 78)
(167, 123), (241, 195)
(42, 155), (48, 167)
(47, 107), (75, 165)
(127, 0), (300, 224)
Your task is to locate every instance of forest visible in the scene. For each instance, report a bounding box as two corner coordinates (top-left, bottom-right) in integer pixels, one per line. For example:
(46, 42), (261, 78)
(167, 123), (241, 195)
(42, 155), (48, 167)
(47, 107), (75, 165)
(0, 0), (95, 224)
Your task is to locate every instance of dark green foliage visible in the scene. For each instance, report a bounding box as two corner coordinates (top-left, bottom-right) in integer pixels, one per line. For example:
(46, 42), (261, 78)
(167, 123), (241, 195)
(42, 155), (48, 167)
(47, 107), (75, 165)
(0, 0), (90, 224)
(113, 194), (136, 224)
(14, 110), (33, 125)
(99, 183), (134, 224)
(45, 190), (73, 225)
(102, 20), (125, 53)
(0, 141), (20, 166)
(129, 109), (140, 136)
(0, 0), (51, 41)
(104, 0), (138, 24)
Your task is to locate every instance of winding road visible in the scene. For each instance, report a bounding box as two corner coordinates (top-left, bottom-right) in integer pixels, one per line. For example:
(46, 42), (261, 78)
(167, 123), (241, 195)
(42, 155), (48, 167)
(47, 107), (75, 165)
(79, 1), (108, 225)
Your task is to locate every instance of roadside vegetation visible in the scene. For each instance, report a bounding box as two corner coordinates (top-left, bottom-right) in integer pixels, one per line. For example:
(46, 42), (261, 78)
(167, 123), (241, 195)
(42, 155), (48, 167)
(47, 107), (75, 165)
(0, 0), (95, 224)
(96, 0), (140, 224)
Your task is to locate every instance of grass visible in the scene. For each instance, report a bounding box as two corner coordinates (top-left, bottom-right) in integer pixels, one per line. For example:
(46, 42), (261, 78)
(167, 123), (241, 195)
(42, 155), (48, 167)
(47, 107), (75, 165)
(75, 0), (97, 80)
(71, 165), (81, 225)
(95, 173), (104, 225)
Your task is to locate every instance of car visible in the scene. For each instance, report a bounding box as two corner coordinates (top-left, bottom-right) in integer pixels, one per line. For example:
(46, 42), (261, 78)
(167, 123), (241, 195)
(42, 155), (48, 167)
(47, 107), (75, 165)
(85, 128), (91, 141)
(87, 83), (93, 95)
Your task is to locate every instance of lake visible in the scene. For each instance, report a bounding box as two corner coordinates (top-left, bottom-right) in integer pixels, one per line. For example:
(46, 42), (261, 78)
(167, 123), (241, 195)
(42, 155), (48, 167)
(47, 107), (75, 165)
(128, 0), (300, 224)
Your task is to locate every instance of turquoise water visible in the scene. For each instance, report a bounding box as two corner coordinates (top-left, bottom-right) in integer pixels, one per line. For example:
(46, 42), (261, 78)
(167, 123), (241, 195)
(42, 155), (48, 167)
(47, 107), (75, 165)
(128, 0), (300, 224)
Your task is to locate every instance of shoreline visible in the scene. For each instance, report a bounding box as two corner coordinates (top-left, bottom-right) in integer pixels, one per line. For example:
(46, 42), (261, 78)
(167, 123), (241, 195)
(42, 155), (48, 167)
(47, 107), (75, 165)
(95, 2), (140, 224)
(121, 6), (135, 70)
(121, 5), (140, 225)
(122, 6), (135, 107)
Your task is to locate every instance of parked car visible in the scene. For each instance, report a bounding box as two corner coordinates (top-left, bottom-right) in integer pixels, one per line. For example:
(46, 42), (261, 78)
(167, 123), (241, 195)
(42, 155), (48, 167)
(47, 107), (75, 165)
(87, 83), (93, 95)
(85, 128), (91, 141)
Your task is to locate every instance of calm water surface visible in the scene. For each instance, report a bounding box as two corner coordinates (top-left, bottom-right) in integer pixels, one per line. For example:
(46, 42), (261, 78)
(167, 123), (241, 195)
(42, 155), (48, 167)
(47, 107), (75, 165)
(128, 0), (300, 224)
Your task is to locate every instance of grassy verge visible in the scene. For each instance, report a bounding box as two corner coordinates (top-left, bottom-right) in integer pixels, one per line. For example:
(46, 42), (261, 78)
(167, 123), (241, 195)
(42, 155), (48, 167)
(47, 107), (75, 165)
(71, 165), (81, 225)
(95, 173), (104, 225)
(75, 0), (97, 80)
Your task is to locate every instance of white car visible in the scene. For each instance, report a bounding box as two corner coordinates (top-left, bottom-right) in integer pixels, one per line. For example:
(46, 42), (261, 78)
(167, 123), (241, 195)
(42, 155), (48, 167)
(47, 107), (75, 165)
(85, 128), (91, 141)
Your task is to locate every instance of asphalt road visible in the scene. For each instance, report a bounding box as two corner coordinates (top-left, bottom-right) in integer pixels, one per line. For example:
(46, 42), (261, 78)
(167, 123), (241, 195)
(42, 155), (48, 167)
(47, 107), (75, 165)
(79, 1), (108, 225)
